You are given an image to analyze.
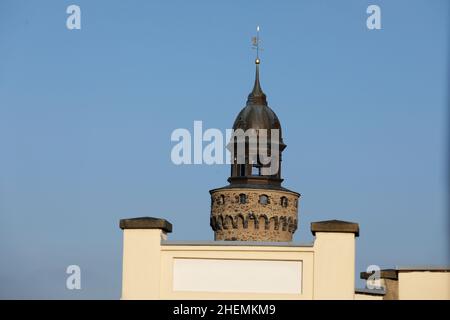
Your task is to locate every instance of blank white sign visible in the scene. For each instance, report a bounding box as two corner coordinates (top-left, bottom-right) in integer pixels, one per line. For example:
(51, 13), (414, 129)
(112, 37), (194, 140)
(173, 258), (302, 294)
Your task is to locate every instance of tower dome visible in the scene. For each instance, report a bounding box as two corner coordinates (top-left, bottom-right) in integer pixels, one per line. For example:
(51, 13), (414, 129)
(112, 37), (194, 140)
(232, 63), (283, 140)
(226, 60), (286, 187)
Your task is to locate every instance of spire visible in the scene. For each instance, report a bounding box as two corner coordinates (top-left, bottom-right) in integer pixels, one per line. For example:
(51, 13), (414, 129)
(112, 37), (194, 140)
(247, 26), (267, 106)
(247, 62), (267, 105)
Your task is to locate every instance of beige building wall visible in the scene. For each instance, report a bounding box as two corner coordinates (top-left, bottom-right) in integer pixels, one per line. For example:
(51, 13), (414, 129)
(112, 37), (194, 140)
(121, 228), (166, 300)
(312, 232), (355, 299)
(398, 271), (450, 300)
(120, 217), (359, 300)
(120, 217), (449, 300)
(159, 244), (314, 300)
(359, 268), (450, 300)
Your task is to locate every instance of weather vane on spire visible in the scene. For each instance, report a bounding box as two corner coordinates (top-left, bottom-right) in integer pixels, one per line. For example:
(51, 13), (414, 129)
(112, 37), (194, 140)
(252, 25), (262, 64)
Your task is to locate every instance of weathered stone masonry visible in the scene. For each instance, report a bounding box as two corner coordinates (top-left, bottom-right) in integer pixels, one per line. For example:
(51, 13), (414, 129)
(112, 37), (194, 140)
(210, 188), (300, 241)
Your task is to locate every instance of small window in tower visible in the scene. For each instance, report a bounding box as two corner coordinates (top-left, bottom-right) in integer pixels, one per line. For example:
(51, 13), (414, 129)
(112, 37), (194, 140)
(218, 195), (225, 205)
(259, 194), (269, 205)
(281, 196), (288, 208)
(239, 193), (247, 204)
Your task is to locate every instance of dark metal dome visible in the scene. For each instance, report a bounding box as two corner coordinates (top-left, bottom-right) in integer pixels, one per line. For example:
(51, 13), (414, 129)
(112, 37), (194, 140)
(226, 59), (286, 187)
(232, 104), (282, 134)
(232, 63), (282, 139)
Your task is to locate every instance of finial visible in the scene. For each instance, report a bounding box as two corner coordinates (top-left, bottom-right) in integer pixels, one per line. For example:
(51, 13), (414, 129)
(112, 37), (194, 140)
(252, 25), (262, 64)
(247, 26), (267, 106)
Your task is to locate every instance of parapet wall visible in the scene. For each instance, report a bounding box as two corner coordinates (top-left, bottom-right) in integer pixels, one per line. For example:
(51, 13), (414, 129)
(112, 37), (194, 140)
(120, 217), (358, 300)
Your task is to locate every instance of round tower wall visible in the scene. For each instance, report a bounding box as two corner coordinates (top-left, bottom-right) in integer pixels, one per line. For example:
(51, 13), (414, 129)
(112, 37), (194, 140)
(210, 188), (300, 241)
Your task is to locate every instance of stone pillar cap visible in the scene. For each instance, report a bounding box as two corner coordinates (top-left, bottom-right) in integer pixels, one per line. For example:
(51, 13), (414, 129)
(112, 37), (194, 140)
(360, 269), (398, 280)
(311, 219), (359, 237)
(119, 217), (172, 233)
(361, 266), (450, 280)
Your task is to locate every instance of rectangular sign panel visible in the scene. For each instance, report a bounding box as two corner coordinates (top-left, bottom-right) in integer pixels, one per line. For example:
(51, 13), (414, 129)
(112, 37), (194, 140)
(173, 258), (302, 294)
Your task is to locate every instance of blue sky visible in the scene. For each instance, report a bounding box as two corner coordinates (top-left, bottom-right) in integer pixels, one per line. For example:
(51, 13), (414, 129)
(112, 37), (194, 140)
(0, 0), (448, 299)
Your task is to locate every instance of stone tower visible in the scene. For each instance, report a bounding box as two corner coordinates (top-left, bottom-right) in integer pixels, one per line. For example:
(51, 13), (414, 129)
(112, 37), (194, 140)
(209, 56), (300, 242)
